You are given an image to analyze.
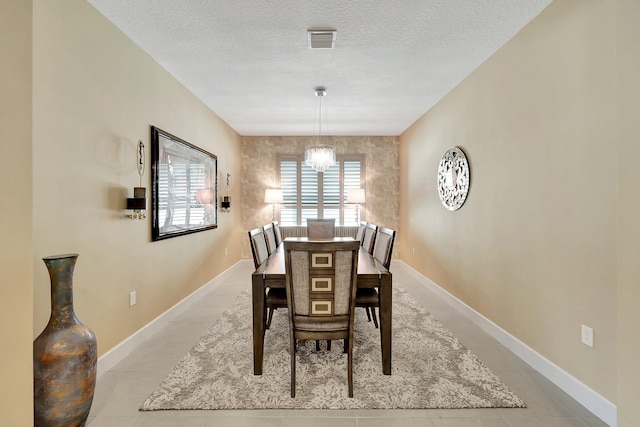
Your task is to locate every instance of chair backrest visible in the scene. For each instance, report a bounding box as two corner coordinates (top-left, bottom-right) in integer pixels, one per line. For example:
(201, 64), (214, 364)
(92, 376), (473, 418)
(355, 221), (367, 242)
(263, 223), (277, 254)
(284, 240), (360, 330)
(248, 227), (269, 269)
(372, 227), (396, 270)
(361, 223), (378, 254)
(273, 221), (283, 247)
(306, 218), (335, 240)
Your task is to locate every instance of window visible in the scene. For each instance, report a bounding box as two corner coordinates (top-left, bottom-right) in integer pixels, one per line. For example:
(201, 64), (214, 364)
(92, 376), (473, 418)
(278, 155), (364, 226)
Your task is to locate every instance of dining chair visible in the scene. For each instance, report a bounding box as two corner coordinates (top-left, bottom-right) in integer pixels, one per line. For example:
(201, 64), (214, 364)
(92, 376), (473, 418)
(306, 218), (335, 239)
(355, 221), (367, 242)
(248, 227), (287, 329)
(356, 226), (395, 329)
(361, 223), (378, 254)
(248, 227), (268, 269)
(284, 239), (360, 398)
(273, 221), (283, 247)
(263, 223), (277, 255)
(372, 227), (396, 270)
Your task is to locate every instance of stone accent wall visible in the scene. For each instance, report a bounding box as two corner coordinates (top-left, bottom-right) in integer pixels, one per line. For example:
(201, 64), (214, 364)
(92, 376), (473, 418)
(241, 136), (399, 259)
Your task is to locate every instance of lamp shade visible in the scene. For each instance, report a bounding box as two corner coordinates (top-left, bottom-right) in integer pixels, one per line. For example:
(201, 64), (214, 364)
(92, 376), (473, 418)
(264, 188), (283, 204)
(196, 188), (213, 204)
(347, 188), (366, 204)
(126, 197), (146, 210)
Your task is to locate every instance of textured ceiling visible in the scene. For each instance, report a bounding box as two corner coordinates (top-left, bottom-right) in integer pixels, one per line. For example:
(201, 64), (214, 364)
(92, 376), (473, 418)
(87, 0), (553, 136)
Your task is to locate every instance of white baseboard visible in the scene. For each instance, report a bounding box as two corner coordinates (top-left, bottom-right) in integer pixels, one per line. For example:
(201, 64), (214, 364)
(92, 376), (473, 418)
(96, 261), (245, 378)
(396, 260), (617, 427)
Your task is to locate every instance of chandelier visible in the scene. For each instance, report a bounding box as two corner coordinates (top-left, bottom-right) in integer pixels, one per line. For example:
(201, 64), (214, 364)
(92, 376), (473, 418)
(304, 87), (336, 172)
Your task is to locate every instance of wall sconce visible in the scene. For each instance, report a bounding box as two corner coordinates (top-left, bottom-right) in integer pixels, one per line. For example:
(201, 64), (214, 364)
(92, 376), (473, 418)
(126, 140), (146, 220)
(347, 188), (365, 224)
(221, 196), (231, 212)
(264, 188), (283, 222)
(221, 172), (232, 212)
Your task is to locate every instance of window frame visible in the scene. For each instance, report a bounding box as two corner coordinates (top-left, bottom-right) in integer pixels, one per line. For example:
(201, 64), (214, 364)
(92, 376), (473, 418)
(277, 154), (365, 226)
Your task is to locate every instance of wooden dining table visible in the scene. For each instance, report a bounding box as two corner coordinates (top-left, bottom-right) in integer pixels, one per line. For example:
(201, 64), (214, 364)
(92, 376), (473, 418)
(251, 237), (393, 375)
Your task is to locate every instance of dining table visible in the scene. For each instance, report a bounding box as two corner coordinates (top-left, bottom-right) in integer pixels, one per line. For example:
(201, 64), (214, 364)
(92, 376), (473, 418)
(251, 236), (393, 375)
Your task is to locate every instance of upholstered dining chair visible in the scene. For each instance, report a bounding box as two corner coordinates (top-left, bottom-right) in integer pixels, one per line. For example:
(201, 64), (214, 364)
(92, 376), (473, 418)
(361, 223), (378, 254)
(356, 226), (396, 329)
(273, 221), (283, 247)
(263, 223), (277, 255)
(248, 227), (287, 329)
(372, 227), (396, 270)
(306, 218), (335, 239)
(284, 239), (360, 398)
(248, 227), (268, 269)
(355, 221), (367, 242)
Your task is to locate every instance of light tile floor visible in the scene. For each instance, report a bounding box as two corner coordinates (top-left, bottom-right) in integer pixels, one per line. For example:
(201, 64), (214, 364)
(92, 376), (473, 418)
(87, 261), (609, 427)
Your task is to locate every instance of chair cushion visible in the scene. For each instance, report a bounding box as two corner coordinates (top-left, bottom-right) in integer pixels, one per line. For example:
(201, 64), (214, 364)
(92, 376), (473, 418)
(289, 249), (353, 316)
(273, 223), (282, 246)
(355, 288), (378, 305)
(373, 233), (392, 267)
(362, 228), (375, 252)
(293, 316), (348, 332)
(265, 227), (277, 253)
(307, 219), (336, 239)
(266, 288), (287, 305)
(252, 234), (269, 265)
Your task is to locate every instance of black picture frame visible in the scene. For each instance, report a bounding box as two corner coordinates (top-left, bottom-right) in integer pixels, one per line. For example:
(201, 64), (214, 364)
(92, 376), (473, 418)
(151, 126), (217, 241)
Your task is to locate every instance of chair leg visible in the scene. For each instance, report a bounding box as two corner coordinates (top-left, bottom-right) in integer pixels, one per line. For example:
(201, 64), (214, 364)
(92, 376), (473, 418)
(371, 307), (379, 329)
(347, 335), (354, 397)
(316, 340), (320, 351)
(263, 302), (268, 332)
(327, 340), (331, 351)
(365, 307), (372, 322)
(291, 338), (296, 398)
(266, 308), (274, 329)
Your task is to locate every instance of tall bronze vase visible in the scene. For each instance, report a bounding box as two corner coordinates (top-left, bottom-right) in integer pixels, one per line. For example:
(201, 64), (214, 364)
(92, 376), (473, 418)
(34, 254), (97, 427)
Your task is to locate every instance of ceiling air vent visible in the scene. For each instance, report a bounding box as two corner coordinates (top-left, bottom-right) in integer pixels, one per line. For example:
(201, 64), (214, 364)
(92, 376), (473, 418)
(307, 30), (336, 49)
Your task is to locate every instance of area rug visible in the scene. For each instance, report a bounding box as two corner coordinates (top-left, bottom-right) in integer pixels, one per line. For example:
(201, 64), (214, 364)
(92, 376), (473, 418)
(140, 287), (525, 410)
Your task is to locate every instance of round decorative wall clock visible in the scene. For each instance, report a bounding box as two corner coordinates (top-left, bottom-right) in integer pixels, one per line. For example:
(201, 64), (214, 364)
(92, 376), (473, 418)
(437, 146), (470, 211)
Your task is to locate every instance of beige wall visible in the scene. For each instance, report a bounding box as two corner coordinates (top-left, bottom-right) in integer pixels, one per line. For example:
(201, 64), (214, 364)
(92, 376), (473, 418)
(0, 1), (34, 425)
(11, 0), (635, 424)
(241, 136), (399, 258)
(32, 0), (243, 359)
(616, 0), (640, 425)
(400, 0), (618, 405)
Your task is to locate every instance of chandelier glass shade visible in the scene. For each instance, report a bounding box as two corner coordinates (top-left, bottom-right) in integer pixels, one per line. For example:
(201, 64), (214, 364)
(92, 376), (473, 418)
(304, 144), (336, 172)
(304, 87), (336, 172)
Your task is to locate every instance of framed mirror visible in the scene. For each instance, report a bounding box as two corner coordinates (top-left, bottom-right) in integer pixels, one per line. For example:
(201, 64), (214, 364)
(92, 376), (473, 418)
(151, 126), (217, 241)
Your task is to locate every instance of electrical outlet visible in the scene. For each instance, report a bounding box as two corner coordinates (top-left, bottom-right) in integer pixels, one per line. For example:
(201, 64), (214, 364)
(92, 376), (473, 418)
(129, 291), (137, 307)
(412, 248), (415, 255)
(225, 247), (228, 256)
(581, 324), (593, 348)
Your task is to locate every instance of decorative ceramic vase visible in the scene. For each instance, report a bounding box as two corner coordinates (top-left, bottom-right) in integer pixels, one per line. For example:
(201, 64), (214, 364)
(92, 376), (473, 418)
(34, 254), (97, 427)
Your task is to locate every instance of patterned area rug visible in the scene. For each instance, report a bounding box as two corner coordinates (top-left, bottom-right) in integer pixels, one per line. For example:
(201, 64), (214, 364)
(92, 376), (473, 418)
(140, 287), (525, 410)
